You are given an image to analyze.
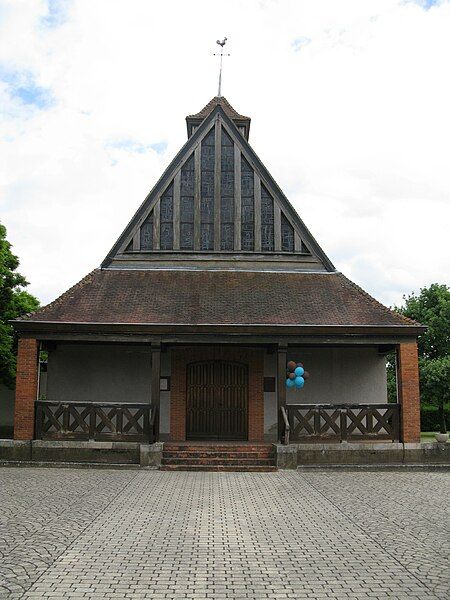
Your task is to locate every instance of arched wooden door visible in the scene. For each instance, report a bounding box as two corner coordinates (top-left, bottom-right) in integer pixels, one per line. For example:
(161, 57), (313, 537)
(186, 361), (248, 440)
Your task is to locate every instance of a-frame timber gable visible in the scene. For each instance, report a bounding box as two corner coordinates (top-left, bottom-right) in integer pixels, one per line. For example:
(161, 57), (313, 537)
(102, 100), (335, 272)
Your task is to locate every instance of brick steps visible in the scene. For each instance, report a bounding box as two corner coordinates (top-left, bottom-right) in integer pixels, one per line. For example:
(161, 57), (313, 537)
(161, 443), (277, 472)
(160, 464), (277, 472)
(164, 444), (271, 452)
(163, 451), (273, 459)
(162, 457), (275, 466)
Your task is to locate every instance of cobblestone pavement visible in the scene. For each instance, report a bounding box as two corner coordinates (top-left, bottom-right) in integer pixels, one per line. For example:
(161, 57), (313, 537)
(0, 468), (449, 599)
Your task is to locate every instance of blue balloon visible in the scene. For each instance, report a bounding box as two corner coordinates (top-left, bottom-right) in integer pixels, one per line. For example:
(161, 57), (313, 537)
(294, 376), (305, 388)
(286, 378), (295, 388)
(294, 366), (305, 377)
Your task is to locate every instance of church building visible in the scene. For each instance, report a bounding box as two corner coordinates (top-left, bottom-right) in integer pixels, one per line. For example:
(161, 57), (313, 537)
(12, 97), (423, 468)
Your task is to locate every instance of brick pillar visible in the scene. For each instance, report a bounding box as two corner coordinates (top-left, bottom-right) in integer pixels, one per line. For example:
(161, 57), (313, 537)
(14, 338), (39, 440)
(246, 349), (264, 443)
(397, 342), (421, 443)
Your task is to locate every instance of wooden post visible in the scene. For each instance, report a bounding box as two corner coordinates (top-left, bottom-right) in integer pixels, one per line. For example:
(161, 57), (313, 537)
(277, 344), (287, 442)
(151, 343), (161, 441)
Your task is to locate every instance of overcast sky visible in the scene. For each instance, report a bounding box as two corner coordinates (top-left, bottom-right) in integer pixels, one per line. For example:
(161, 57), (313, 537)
(0, 0), (449, 308)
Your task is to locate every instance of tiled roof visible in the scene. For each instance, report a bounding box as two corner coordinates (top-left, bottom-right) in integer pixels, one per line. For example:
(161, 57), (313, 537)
(19, 269), (418, 329)
(187, 97), (250, 121)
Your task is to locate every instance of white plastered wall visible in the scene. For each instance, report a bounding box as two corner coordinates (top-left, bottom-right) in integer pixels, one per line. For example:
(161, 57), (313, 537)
(263, 346), (388, 441)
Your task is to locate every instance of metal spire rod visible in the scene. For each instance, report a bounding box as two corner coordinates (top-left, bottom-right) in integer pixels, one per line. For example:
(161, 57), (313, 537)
(214, 37), (230, 97)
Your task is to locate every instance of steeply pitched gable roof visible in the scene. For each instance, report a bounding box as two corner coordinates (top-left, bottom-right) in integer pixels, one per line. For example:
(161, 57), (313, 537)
(102, 102), (334, 272)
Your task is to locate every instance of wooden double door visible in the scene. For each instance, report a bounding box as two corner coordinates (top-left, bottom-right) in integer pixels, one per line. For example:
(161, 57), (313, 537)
(186, 361), (248, 440)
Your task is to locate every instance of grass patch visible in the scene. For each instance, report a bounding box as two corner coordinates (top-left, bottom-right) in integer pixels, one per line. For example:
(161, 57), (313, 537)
(421, 431), (448, 442)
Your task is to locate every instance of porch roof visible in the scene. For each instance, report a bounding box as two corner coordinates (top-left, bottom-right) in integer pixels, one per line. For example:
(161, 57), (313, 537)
(14, 269), (422, 335)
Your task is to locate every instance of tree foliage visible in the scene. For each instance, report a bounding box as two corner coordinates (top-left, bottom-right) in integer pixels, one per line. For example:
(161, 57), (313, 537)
(419, 356), (450, 433)
(0, 223), (39, 388)
(395, 284), (450, 360)
(388, 284), (450, 431)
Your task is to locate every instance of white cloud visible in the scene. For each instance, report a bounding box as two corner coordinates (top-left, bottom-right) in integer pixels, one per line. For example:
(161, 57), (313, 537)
(0, 0), (449, 308)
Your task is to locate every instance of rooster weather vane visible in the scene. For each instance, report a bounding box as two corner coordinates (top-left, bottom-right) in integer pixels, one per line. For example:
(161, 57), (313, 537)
(214, 37), (230, 97)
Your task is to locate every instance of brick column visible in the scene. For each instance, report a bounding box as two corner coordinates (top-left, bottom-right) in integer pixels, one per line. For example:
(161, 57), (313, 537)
(247, 349), (264, 443)
(397, 342), (421, 443)
(14, 338), (39, 440)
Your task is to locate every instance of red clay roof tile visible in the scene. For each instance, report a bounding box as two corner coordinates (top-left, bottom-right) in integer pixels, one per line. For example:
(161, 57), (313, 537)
(187, 97), (250, 121)
(20, 269), (417, 328)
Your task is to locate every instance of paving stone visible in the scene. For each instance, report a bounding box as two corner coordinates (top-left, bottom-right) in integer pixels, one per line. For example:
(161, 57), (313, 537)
(0, 468), (448, 599)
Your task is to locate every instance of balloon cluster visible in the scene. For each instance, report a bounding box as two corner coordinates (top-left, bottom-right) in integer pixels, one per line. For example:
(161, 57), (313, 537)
(286, 360), (310, 390)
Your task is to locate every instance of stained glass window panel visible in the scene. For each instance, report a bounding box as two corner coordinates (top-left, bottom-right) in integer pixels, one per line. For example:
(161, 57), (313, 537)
(221, 172), (234, 197)
(140, 214), (153, 250)
(160, 222), (173, 250)
(180, 197), (194, 223)
(201, 126), (215, 251)
(221, 128), (233, 146)
(241, 154), (254, 251)
(160, 195), (173, 222)
(281, 212), (294, 252)
(241, 200), (254, 251)
(241, 172), (254, 197)
(220, 126), (235, 251)
(180, 223), (194, 250)
(241, 197), (254, 223)
(221, 196), (234, 222)
(201, 197), (214, 223)
(203, 127), (215, 146)
(181, 170), (194, 195)
(201, 172), (214, 197)
(179, 153), (195, 250)
(221, 222), (234, 250)
(201, 223), (214, 250)
(241, 223), (254, 251)
(221, 145), (234, 171)
(261, 185), (274, 252)
(159, 184), (173, 250)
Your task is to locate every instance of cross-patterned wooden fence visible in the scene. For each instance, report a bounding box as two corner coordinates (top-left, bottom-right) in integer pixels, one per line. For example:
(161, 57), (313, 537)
(285, 404), (400, 443)
(35, 401), (156, 442)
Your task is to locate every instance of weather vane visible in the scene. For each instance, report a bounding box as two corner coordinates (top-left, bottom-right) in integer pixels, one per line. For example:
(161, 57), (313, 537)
(214, 37), (230, 97)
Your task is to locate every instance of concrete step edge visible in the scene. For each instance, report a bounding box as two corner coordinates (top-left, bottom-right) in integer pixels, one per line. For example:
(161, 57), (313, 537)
(159, 465), (278, 472)
(0, 460), (142, 470)
(162, 458), (275, 466)
(163, 451), (274, 459)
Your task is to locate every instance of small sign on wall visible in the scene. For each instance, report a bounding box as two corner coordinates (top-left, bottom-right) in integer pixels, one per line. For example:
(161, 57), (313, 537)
(160, 377), (170, 391)
(264, 377), (276, 392)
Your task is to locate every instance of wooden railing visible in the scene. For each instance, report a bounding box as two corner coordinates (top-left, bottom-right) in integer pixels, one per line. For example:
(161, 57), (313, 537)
(35, 401), (157, 442)
(283, 403), (400, 444)
(280, 406), (290, 446)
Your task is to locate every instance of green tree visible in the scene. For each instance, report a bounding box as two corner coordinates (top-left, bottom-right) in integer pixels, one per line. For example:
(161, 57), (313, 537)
(420, 356), (450, 433)
(0, 223), (39, 388)
(387, 284), (450, 432)
(398, 284), (450, 360)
